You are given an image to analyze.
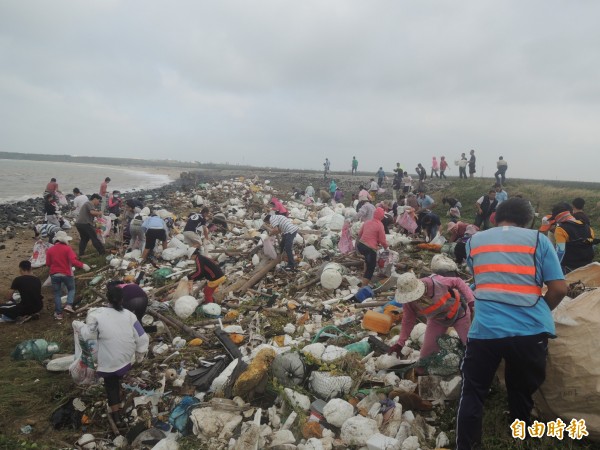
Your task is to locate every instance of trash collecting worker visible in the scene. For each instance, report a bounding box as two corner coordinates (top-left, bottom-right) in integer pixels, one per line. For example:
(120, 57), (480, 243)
(455, 197), (567, 450)
(73, 285), (149, 428)
(388, 271), (474, 368)
(263, 214), (299, 271)
(189, 250), (227, 303)
(0, 260), (43, 323)
(356, 207), (388, 286)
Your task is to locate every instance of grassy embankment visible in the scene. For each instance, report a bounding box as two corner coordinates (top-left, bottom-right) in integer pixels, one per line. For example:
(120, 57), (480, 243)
(1, 175), (599, 449)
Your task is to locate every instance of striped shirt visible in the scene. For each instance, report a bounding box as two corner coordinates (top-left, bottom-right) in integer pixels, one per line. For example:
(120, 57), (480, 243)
(269, 214), (298, 235)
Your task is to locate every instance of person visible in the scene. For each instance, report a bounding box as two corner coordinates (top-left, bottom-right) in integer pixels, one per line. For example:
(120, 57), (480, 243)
(355, 202), (376, 222)
(75, 193), (106, 257)
(468, 149), (476, 178)
(376, 167), (386, 187)
(323, 158), (330, 180)
(358, 185), (370, 202)
(368, 178), (379, 201)
(72, 188), (88, 218)
(127, 204), (146, 251)
(430, 157), (439, 178)
(0, 261), (43, 323)
(388, 272), (474, 368)
(446, 221), (469, 243)
(393, 162), (403, 175)
(270, 197), (289, 216)
(141, 213), (169, 261)
(442, 196), (462, 221)
(416, 190), (435, 212)
(416, 164), (427, 182)
(46, 231), (90, 319)
(305, 183), (315, 199)
(189, 250), (227, 303)
(45, 178), (59, 197)
(474, 189), (497, 230)
(494, 184), (508, 205)
(329, 179), (337, 198)
(73, 286), (149, 427)
(333, 187), (344, 204)
(351, 156), (358, 175)
(357, 207), (388, 286)
(183, 208), (209, 248)
(263, 214), (299, 271)
(455, 198), (567, 449)
(572, 197), (590, 225)
(392, 173), (402, 201)
(402, 171), (413, 194)
(420, 212), (441, 242)
(34, 222), (61, 243)
(99, 177), (111, 213)
(458, 153), (468, 179)
(106, 280), (148, 321)
(551, 202), (595, 273)
(495, 156), (508, 184)
(439, 156), (448, 179)
(107, 191), (122, 234)
(44, 193), (61, 227)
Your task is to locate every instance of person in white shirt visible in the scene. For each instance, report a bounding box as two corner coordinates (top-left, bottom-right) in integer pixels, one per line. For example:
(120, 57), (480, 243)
(402, 172), (413, 194)
(263, 214), (299, 271)
(73, 285), (148, 427)
(305, 183), (315, 199)
(72, 188), (88, 218)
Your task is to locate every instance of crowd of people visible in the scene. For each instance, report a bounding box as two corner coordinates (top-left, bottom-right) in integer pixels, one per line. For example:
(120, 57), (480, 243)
(0, 160), (597, 448)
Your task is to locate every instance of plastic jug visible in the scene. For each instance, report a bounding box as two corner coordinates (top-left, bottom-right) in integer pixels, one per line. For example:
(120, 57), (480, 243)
(354, 286), (374, 303)
(362, 310), (393, 334)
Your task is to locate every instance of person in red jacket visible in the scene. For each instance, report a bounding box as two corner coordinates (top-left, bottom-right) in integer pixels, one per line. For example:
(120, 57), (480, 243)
(45, 231), (90, 319)
(357, 207), (388, 286)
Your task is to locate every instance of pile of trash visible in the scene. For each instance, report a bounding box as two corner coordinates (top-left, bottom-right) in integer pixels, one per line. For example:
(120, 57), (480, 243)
(35, 176), (473, 449)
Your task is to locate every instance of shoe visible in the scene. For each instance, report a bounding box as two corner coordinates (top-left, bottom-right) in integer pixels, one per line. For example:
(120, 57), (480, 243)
(284, 266), (297, 272)
(54, 313), (63, 320)
(63, 305), (75, 314)
(0, 315), (15, 323)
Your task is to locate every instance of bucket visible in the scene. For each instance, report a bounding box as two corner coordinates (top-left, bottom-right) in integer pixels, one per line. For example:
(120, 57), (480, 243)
(354, 286), (374, 303)
(362, 310), (393, 334)
(320, 263), (345, 290)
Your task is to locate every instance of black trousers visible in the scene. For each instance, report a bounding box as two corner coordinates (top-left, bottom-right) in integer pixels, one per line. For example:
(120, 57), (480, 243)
(459, 167), (467, 179)
(455, 334), (548, 450)
(104, 374), (122, 407)
(75, 223), (105, 256)
(357, 241), (377, 280)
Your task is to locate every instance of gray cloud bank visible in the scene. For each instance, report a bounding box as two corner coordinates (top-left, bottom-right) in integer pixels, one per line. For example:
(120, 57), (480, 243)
(1, 1), (600, 181)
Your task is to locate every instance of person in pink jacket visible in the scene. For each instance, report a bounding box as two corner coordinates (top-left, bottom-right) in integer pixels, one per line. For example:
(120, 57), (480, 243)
(431, 156), (440, 178)
(357, 207), (388, 286)
(388, 271), (474, 371)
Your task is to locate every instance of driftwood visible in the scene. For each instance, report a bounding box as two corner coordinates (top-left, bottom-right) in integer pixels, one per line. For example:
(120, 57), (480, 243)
(296, 277), (320, 290)
(238, 256), (281, 294)
(105, 406), (120, 436)
(147, 310), (208, 341)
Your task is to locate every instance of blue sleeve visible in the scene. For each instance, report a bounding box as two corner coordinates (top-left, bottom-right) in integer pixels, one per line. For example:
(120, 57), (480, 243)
(536, 234), (565, 282)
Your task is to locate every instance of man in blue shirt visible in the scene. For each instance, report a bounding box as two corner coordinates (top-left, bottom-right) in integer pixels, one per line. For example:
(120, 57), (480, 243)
(455, 198), (567, 449)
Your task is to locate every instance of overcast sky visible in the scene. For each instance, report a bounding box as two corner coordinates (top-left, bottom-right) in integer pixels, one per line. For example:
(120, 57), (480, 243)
(1, 1), (599, 181)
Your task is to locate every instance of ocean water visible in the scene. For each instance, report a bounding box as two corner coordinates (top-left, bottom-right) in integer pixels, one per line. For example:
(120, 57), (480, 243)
(0, 159), (174, 204)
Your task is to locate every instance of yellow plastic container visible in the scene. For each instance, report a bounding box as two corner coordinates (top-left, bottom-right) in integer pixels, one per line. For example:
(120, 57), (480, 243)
(362, 310), (393, 334)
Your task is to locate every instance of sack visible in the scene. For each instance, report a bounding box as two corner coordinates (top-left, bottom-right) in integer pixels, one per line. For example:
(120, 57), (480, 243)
(69, 323), (98, 385)
(397, 211), (418, 234)
(56, 192), (68, 206)
(30, 239), (52, 268)
(95, 216), (112, 244)
(377, 250), (399, 277)
(338, 221), (354, 255)
(263, 236), (278, 260)
(534, 289), (600, 441)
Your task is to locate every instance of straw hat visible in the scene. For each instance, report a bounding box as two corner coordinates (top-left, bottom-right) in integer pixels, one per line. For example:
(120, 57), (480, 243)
(394, 272), (426, 304)
(53, 231), (72, 244)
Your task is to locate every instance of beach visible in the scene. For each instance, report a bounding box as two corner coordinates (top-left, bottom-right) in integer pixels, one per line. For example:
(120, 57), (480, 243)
(0, 159), (182, 204)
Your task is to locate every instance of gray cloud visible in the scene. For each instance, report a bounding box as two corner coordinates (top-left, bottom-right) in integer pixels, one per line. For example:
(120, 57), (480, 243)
(1, 0), (600, 180)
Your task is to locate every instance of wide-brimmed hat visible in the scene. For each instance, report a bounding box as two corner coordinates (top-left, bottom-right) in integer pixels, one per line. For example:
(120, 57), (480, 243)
(447, 222), (458, 232)
(395, 272), (426, 304)
(53, 231), (72, 244)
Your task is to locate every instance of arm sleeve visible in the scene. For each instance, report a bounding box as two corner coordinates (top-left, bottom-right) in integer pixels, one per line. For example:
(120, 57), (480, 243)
(379, 224), (388, 248)
(397, 302), (418, 346)
(553, 227), (568, 263)
(446, 277), (475, 305)
(69, 247), (84, 269)
(78, 313), (99, 340)
(357, 224), (364, 239)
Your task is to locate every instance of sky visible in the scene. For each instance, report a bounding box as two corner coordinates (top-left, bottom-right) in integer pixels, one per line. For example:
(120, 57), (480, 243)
(1, 1), (600, 181)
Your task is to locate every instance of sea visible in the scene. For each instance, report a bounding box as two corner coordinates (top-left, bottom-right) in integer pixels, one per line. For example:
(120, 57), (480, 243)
(0, 159), (174, 204)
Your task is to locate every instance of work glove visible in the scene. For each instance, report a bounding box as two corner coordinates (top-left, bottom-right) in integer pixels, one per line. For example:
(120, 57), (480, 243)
(387, 343), (404, 357)
(135, 351), (147, 363)
(82, 264), (91, 272)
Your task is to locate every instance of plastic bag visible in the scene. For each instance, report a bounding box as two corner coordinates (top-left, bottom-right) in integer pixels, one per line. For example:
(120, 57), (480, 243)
(11, 339), (60, 361)
(430, 233), (447, 245)
(69, 322), (98, 385)
(95, 216), (112, 244)
(60, 218), (72, 230)
(377, 250), (399, 277)
(338, 221), (355, 254)
(30, 239), (52, 268)
(172, 277), (192, 300)
(263, 236), (278, 259)
(56, 192), (68, 206)
(169, 396), (201, 435)
(397, 211), (418, 234)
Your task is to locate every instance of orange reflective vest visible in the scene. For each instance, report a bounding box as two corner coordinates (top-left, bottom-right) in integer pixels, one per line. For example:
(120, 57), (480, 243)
(417, 276), (464, 326)
(469, 228), (542, 307)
